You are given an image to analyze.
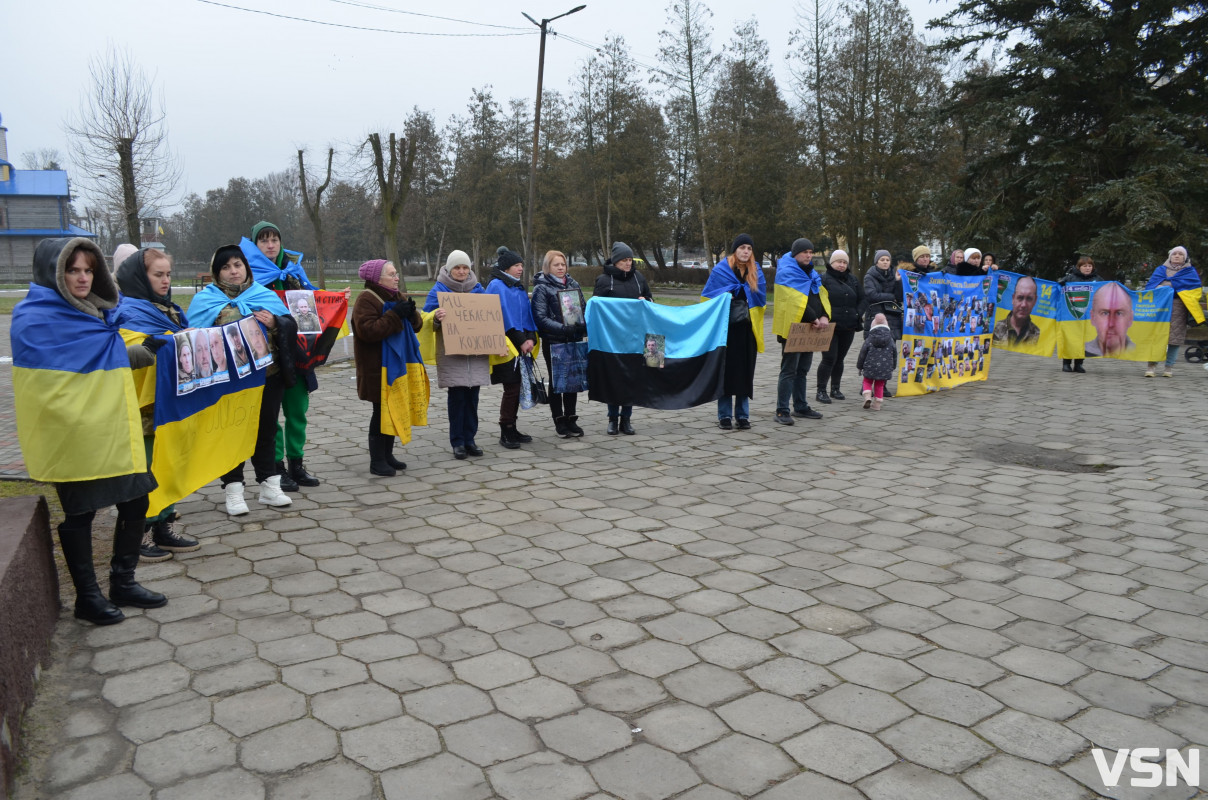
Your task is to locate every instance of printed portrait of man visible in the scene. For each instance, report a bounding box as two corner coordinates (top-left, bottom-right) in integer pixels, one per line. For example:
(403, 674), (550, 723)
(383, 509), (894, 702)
(287, 291), (323, 333)
(993, 276), (1042, 345)
(1084, 283), (1135, 356)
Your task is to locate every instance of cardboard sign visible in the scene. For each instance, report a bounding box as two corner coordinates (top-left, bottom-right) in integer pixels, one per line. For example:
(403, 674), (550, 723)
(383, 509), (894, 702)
(438, 293), (509, 355)
(784, 322), (835, 352)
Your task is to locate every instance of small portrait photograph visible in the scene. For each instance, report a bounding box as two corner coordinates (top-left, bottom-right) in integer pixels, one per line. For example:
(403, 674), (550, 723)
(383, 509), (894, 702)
(206, 327), (230, 385)
(983, 336), (992, 352)
(970, 360), (980, 375)
(906, 294), (915, 310)
(901, 341), (911, 359)
(926, 362), (936, 378)
(900, 365), (911, 383)
(914, 366), (925, 382)
(912, 313), (926, 333)
(239, 316), (273, 370)
(957, 361), (966, 377)
(915, 291), (927, 308)
(905, 309), (916, 328)
(913, 342), (925, 358)
(938, 360), (948, 378)
(174, 332), (196, 395)
(225, 323), (253, 378)
(191, 329), (215, 386)
(286, 290), (323, 333)
(559, 290), (584, 327)
(920, 347), (931, 364)
(978, 355), (985, 371)
(643, 333), (665, 368)
(929, 290), (940, 307)
(906, 357), (917, 373)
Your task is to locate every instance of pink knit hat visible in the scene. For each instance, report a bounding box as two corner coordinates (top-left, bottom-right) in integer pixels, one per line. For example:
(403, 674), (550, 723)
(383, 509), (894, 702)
(358, 259), (388, 283)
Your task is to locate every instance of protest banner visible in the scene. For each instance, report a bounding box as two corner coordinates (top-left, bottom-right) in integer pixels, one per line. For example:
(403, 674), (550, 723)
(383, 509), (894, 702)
(438, 292), (509, 355)
(896, 270), (994, 396)
(273, 289), (348, 369)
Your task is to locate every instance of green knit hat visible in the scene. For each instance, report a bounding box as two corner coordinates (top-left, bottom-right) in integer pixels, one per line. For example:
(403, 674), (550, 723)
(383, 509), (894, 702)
(251, 220), (281, 243)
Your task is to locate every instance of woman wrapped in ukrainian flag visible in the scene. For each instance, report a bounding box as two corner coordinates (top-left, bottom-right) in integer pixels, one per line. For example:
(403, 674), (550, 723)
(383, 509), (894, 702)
(12, 238), (168, 625)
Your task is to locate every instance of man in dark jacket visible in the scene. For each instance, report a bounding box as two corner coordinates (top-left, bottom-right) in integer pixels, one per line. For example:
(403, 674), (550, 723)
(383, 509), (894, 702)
(773, 238), (827, 424)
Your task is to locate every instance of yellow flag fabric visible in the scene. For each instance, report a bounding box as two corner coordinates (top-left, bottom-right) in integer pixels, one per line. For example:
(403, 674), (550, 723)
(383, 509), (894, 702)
(1178, 288), (1205, 325)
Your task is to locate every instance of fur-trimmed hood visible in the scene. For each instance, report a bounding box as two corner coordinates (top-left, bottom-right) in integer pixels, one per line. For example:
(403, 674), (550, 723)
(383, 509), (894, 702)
(32, 237), (117, 319)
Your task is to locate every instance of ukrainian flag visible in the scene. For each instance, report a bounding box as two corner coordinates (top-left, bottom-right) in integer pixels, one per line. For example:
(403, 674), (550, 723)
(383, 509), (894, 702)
(586, 295), (730, 409)
(12, 285), (145, 482)
(702, 259), (767, 352)
(146, 332), (265, 517)
(1146, 265), (1205, 325)
(772, 252), (830, 339)
(117, 298), (187, 410)
(380, 302), (430, 444)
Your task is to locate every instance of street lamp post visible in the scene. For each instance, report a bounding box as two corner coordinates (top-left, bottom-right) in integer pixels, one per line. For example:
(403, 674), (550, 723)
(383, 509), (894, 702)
(523, 4), (585, 277)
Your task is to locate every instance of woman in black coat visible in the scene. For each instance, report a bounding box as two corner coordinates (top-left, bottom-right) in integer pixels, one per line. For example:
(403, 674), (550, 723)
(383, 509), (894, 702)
(531, 250), (587, 438)
(863, 249), (903, 339)
(1057, 256), (1102, 373)
(816, 249), (866, 403)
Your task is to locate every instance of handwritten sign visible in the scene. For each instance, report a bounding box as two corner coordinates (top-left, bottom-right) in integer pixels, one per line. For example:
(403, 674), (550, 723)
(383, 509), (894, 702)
(438, 293), (509, 355)
(784, 322), (835, 353)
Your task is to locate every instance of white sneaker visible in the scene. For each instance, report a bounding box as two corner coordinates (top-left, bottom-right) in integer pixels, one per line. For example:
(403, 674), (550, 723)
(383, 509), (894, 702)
(257, 475), (292, 507)
(225, 482), (249, 516)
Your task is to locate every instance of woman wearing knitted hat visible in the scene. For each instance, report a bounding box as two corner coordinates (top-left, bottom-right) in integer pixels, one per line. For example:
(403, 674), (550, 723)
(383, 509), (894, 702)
(351, 259), (423, 475)
(486, 248), (539, 449)
(816, 249), (866, 404)
(701, 234), (767, 429)
(424, 251), (491, 458)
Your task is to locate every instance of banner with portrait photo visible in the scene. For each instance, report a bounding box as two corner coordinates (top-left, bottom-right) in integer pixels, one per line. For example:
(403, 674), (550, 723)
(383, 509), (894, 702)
(990, 270), (1060, 356)
(274, 289), (348, 370)
(148, 317), (267, 517)
(896, 271), (994, 397)
(1055, 281), (1172, 362)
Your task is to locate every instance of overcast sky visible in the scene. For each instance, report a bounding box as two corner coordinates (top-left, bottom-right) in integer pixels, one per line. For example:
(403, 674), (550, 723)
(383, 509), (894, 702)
(3, 0), (955, 211)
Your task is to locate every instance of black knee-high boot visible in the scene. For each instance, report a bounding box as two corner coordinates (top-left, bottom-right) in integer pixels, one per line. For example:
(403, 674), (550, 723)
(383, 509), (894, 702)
(109, 517), (168, 609)
(58, 516), (125, 625)
(383, 436), (406, 471)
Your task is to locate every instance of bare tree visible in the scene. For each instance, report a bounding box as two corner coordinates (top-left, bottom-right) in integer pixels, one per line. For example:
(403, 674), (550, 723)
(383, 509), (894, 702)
(365, 132), (417, 287)
(65, 45), (181, 246)
(20, 149), (64, 171)
(298, 148), (334, 288)
(657, 0), (720, 265)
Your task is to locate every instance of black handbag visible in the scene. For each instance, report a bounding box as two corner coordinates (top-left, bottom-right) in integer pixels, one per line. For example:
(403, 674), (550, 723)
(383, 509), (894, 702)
(524, 355), (549, 405)
(729, 289), (750, 325)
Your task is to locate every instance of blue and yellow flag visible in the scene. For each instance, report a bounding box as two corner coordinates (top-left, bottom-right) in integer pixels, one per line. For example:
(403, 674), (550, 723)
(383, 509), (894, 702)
(240, 237), (316, 290)
(1145, 264), (1205, 325)
(772, 251), (829, 339)
(146, 322), (266, 517)
(702, 258), (767, 352)
(1055, 280), (1171, 362)
(12, 285), (145, 482)
(586, 295), (730, 409)
(379, 302), (430, 444)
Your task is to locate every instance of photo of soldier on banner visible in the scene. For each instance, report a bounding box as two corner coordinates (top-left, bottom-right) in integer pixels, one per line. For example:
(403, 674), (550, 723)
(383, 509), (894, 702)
(207, 327), (231, 385)
(174, 332), (196, 396)
(238, 316), (273, 370)
(991, 271), (1060, 356)
(895, 270), (994, 396)
(274, 288), (348, 369)
(191, 329), (215, 387)
(1056, 280), (1172, 361)
(225, 323), (253, 378)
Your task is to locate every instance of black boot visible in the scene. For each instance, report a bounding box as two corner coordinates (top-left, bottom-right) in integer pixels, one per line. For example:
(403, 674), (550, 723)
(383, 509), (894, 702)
(619, 417), (635, 435)
(816, 389), (831, 405)
(289, 458), (320, 487)
(383, 437), (406, 470)
(151, 518), (199, 553)
(564, 415), (584, 437)
(607, 418), (619, 436)
(58, 520), (125, 625)
(499, 424), (521, 450)
(140, 526), (173, 562)
(513, 427), (533, 443)
(368, 435), (396, 476)
(1073, 360), (1086, 373)
(1062, 359), (1073, 373)
(830, 386), (846, 400)
(554, 417), (572, 438)
(276, 460), (300, 492)
(110, 518), (168, 609)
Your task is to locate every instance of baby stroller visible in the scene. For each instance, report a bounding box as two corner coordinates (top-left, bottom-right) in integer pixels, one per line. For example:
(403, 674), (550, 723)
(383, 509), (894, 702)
(1185, 301), (1208, 366)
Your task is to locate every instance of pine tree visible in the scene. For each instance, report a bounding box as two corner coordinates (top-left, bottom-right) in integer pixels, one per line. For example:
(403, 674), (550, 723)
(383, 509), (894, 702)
(934, 0), (1208, 277)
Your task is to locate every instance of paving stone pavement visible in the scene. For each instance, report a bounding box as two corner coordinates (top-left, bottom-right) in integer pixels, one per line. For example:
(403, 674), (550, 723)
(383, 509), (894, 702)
(10, 318), (1208, 800)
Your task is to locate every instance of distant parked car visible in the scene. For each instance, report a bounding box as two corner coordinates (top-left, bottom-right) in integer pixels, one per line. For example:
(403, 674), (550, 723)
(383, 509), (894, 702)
(570, 258), (588, 267)
(679, 260), (703, 269)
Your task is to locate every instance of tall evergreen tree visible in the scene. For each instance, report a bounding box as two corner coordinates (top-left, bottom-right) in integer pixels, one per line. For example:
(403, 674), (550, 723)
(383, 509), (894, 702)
(934, 0), (1208, 277)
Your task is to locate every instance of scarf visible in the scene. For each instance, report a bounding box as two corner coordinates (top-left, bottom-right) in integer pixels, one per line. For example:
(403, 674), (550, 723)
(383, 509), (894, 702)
(187, 278), (289, 329)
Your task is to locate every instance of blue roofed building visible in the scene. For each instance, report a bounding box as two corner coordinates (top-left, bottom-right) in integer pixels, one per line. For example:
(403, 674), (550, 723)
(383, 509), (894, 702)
(0, 114), (94, 277)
